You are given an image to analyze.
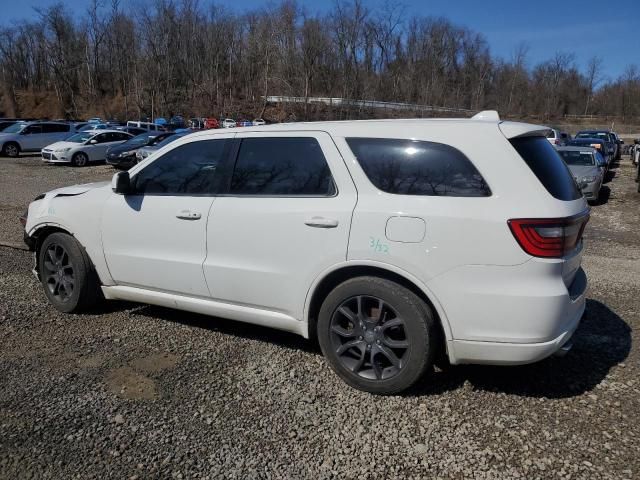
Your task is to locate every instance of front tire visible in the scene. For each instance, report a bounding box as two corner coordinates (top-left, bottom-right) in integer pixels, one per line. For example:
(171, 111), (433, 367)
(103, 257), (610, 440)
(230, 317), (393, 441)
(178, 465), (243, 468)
(38, 232), (102, 313)
(318, 276), (435, 394)
(2, 142), (20, 157)
(71, 152), (89, 167)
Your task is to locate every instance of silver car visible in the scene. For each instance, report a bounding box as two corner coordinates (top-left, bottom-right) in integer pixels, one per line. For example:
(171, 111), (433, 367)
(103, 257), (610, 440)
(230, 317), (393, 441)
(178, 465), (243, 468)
(0, 121), (77, 157)
(556, 146), (605, 203)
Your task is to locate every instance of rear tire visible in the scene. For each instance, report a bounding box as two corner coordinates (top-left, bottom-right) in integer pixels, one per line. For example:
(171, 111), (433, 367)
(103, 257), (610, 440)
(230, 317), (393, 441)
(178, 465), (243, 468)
(2, 142), (20, 157)
(317, 276), (435, 394)
(38, 232), (102, 313)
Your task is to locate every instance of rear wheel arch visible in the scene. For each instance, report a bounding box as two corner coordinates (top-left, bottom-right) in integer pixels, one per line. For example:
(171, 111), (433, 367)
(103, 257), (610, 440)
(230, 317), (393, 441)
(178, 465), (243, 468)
(305, 264), (450, 352)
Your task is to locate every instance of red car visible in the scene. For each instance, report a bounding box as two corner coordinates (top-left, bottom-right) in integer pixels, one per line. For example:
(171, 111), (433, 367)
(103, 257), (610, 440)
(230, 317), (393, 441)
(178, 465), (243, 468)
(204, 118), (219, 129)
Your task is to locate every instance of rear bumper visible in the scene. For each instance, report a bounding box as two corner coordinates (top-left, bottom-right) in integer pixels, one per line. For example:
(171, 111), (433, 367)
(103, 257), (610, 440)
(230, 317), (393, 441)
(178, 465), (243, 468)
(448, 304), (583, 365)
(429, 260), (588, 365)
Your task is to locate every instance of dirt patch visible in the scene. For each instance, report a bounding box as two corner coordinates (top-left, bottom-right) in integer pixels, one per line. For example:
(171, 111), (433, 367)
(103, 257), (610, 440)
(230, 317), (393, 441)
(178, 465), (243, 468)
(105, 366), (158, 400)
(130, 352), (179, 374)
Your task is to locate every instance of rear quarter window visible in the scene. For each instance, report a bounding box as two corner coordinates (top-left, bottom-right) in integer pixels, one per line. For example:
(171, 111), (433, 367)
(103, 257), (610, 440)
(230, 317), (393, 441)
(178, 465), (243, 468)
(345, 138), (491, 197)
(510, 136), (581, 201)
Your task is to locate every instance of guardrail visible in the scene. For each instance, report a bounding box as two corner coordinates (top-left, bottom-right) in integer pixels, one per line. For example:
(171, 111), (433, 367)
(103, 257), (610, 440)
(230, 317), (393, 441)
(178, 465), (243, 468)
(263, 96), (475, 115)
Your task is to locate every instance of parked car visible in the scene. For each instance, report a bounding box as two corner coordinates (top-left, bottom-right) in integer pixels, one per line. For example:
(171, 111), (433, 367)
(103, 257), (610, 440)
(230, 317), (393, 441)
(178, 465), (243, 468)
(126, 121), (163, 132)
(81, 123), (109, 131)
(119, 126), (149, 136)
(169, 116), (186, 130)
(22, 111), (590, 394)
(221, 118), (236, 128)
(574, 130), (616, 159)
(0, 121), (77, 157)
(253, 118), (266, 126)
(567, 138), (611, 165)
(556, 146), (604, 203)
(204, 118), (219, 129)
(610, 132), (624, 160)
(106, 132), (161, 169)
(87, 117), (103, 124)
(41, 130), (133, 167)
(546, 128), (571, 146)
(237, 120), (253, 127)
(135, 132), (189, 162)
(189, 118), (205, 129)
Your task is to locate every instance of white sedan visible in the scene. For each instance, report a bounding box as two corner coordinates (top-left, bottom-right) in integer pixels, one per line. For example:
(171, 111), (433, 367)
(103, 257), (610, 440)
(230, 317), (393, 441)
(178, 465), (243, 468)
(42, 130), (133, 167)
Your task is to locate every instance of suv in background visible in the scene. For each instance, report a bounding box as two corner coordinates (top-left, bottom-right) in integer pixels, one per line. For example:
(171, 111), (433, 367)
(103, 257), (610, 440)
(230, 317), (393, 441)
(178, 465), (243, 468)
(0, 121), (76, 157)
(22, 111), (589, 394)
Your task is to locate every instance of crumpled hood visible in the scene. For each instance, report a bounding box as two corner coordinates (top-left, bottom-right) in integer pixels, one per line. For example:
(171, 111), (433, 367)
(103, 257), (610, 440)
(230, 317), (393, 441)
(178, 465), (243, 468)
(568, 165), (600, 179)
(44, 141), (80, 151)
(45, 181), (111, 198)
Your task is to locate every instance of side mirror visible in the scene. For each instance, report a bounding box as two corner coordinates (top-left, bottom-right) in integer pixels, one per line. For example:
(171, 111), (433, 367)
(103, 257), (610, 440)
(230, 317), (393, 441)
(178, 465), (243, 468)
(111, 171), (132, 195)
(89, 139), (98, 145)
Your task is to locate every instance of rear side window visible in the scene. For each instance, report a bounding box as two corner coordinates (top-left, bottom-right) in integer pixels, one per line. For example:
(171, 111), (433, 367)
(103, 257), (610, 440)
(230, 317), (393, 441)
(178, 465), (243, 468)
(133, 139), (226, 195)
(510, 136), (581, 201)
(345, 138), (490, 197)
(229, 137), (336, 196)
(43, 123), (70, 133)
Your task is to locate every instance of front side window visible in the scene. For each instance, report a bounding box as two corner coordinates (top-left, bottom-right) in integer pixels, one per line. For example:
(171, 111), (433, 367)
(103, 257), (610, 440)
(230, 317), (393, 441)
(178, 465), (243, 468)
(229, 137), (336, 196)
(94, 133), (110, 143)
(346, 138), (490, 197)
(133, 139), (227, 195)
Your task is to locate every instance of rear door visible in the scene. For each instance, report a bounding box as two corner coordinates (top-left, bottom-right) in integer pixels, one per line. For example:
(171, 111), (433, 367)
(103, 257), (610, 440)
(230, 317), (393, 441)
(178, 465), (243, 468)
(41, 123), (71, 147)
(203, 131), (357, 320)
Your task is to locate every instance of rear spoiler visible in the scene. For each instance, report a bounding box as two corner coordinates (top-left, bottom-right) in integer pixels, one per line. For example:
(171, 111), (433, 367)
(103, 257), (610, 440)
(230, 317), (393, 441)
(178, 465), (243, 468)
(472, 110), (551, 139)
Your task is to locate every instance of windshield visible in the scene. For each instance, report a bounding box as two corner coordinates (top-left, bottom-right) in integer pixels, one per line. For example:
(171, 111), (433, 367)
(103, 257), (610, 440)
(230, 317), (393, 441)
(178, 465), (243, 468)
(123, 133), (155, 147)
(66, 132), (95, 143)
(559, 150), (595, 166)
(576, 132), (608, 141)
(2, 123), (26, 134)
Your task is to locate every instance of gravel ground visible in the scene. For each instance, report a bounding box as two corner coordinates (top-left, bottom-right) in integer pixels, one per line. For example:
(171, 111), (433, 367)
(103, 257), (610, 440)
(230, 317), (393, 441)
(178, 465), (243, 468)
(0, 155), (638, 479)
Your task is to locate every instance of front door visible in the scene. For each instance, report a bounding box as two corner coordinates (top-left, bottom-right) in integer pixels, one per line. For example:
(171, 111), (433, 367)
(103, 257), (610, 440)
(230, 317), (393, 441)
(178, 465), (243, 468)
(203, 131), (357, 320)
(102, 135), (232, 297)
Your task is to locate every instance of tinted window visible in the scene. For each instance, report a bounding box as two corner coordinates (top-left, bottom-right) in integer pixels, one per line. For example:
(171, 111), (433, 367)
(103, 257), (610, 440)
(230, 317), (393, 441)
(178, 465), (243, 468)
(43, 123), (70, 133)
(510, 136), (581, 201)
(23, 124), (43, 134)
(94, 133), (110, 143)
(113, 132), (132, 141)
(346, 138), (490, 197)
(229, 137), (335, 196)
(133, 139), (226, 195)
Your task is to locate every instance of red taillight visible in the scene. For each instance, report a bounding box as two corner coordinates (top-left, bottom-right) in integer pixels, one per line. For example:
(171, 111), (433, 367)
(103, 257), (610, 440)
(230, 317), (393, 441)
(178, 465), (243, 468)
(508, 212), (590, 258)
(554, 139), (560, 145)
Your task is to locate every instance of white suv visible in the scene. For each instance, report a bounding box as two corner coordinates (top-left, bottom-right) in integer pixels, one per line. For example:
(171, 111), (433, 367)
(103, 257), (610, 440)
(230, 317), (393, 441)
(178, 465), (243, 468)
(22, 111), (589, 394)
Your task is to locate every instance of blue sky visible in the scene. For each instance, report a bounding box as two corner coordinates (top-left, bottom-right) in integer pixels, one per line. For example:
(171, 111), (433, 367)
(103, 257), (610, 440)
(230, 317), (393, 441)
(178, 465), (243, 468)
(1, 0), (637, 80)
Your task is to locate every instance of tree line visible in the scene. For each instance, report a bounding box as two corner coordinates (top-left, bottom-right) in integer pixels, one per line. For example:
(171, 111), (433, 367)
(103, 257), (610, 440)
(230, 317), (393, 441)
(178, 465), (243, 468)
(0, 0), (638, 122)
